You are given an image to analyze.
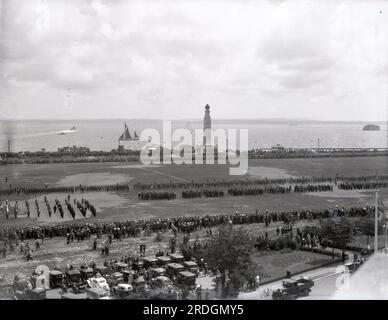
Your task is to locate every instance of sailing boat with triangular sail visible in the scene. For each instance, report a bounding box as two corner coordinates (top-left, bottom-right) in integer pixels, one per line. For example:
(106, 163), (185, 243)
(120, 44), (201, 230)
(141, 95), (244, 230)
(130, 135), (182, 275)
(118, 122), (148, 151)
(119, 122), (133, 141)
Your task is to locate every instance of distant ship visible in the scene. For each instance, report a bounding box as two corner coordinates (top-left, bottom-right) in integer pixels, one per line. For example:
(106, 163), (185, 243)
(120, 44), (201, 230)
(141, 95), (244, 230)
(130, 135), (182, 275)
(363, 124), (380, 131)
(119, 122), (134, 141)
(58, 126), (77, 135)
(118, 122), (146, 150)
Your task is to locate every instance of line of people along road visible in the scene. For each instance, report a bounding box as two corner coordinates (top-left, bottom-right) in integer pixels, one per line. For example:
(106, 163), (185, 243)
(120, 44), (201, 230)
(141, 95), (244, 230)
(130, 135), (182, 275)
(0, 205), (374, 253)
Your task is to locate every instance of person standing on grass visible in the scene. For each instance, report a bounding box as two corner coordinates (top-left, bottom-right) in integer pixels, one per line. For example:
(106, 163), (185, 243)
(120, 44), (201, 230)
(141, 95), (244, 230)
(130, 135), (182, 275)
(5, 203), (9, 219)
(14, 201), (18, 219)
(26, 250), (32, 261)
(25, 242), (30, 253)
(1, 245), (6, 259)
(342, 251), (346, 263)
(26, 203), (30, 218)
(20, 242), (25, 255)
(255, 274), (260, 289)
(196, 285), (202, 300)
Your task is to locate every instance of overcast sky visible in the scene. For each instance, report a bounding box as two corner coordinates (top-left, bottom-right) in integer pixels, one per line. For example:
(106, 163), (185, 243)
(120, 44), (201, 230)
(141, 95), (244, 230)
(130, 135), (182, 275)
(0, 0), (387, 121)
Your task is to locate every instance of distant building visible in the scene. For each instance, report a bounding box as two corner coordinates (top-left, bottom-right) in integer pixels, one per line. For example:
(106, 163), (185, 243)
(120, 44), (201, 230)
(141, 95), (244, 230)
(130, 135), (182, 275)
(271, 144), (286, 152)
(58, 145), (90, 153)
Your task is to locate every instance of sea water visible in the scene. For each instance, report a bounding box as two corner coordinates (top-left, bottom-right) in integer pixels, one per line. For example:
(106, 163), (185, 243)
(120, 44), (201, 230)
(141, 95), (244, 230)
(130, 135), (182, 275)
(0, 119), (387, 152)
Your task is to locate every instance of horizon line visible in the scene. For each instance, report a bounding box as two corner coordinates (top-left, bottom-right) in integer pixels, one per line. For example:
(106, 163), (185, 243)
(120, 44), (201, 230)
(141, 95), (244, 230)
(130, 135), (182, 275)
(0, 117), (386, 123)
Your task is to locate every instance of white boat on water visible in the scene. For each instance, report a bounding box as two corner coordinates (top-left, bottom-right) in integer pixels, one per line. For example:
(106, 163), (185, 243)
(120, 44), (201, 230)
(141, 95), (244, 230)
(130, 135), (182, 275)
(58, 126), (78, 135)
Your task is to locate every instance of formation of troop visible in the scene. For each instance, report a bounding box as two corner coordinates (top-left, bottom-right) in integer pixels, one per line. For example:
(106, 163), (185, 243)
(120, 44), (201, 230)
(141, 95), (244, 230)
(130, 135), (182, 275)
(132, 174), (388, 191)
(0, 182), (130, 197)
(337, 181), (388, 190)
(182, 189), (225, 198)
(0, 200), (20, 219)
(1, 175), (388, 207)
(133, 176), (335, 190)
(293, 184), (333, 192)
(137, 191), (177, 201)
(0, 195), (97, 220)
(138, 183), (335, 201)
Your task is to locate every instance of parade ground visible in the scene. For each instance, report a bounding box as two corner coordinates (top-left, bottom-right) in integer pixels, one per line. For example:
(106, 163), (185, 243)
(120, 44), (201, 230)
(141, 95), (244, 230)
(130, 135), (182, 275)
(1, 155), (387, 299)
(0, 156), (387, 227)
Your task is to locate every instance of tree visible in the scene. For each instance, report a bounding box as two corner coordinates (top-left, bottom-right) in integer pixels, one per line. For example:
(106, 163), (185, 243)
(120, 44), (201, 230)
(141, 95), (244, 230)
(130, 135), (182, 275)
(320, 217), (353, 258)
(204, 224), (259, 297)
(358, 217), (383, 247)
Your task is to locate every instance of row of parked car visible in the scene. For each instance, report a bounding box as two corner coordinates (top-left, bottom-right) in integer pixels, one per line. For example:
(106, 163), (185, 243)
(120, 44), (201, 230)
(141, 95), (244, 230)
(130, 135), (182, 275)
(48, 253), (199, 299)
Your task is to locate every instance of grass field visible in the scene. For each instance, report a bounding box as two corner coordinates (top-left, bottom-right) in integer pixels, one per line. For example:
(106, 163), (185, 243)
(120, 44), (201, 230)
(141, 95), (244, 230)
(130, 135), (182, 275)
(252, 250), (335, 283)
(1, 156), (387, 188)
(0, 156), (387, 227)
(0, 156), (386, 297)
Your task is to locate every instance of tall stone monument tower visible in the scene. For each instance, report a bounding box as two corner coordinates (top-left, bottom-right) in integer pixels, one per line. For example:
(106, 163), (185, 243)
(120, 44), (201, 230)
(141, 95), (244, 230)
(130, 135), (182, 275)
(203, 104), (212, 146)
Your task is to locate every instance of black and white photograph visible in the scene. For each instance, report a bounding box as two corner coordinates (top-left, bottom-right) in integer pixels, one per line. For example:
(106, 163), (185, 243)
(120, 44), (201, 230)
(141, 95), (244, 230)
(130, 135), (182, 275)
(0, 0), (387, 309)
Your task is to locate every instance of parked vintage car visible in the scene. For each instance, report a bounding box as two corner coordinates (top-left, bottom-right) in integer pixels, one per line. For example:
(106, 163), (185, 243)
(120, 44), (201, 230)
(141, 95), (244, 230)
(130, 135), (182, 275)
(132, 261), (145, 273)
(61, 292), (87, 299)
(272, 278), (314, 300)
(86, 287), (109, 299)
(183, 261), (199, 276)
(166, 263), (185, 279)
(176, 271), (197, 290)
(149, 267), (166, 279)
(132, 276), (146, 293)
(156, 256), (172, 267)
(345, 261), (361, 273)
(112, 283), (133, 297)
(94, 265), (108, 276)
(115, 262), (129, 272)
(49, 270), (64, 288)
(65, 270), (85, 290)
(122, 269), (136, 283)
(142, 257), (158, 269)
(12, 278), (46, 300)
(169, 254), (184, 263)
(150, 276), (172, 289)
(106, 272), (124, 287)
(80, 268), (94, 281)
(87, 276), (110, 292)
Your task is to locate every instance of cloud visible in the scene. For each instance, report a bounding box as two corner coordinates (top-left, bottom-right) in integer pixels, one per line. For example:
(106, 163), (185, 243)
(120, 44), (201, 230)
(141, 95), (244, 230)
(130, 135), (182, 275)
(0, 0), (387, 121)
